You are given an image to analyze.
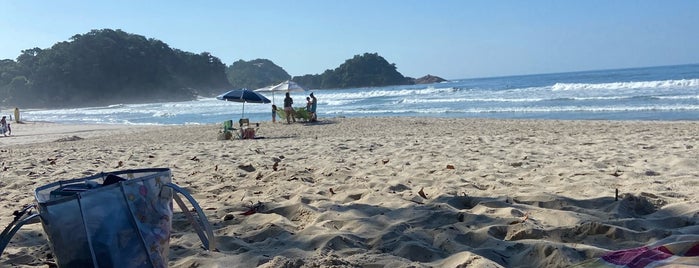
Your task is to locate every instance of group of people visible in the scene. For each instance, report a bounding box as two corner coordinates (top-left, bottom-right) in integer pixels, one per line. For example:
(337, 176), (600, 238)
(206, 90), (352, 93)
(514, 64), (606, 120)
(273, 92), (318, 124)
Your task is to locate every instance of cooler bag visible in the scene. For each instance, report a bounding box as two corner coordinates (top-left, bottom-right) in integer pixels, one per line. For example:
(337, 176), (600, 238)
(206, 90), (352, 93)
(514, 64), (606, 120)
(0, 168), (215, 268)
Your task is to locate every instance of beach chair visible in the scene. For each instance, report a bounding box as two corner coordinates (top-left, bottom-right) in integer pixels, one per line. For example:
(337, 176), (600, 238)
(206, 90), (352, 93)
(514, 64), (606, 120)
(237, 118), (259, 139)
(217, 120), (236, 140)
(239, 118), (250, 128)
(223, 120), (235, 131)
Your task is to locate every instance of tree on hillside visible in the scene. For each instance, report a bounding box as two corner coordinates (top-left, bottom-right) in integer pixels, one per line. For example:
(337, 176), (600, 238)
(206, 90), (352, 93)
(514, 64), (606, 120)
(226, 59), (290, 90)
(293, 53), (412, 89)
(0, 29), (230, 108)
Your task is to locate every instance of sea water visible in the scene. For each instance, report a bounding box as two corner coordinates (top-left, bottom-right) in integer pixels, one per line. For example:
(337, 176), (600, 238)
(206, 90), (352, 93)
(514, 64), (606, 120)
(14, 64), (699, 125)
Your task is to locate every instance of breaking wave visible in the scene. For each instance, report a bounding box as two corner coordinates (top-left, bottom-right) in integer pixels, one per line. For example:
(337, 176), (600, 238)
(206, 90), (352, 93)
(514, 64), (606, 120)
(551, 79), (699, 91)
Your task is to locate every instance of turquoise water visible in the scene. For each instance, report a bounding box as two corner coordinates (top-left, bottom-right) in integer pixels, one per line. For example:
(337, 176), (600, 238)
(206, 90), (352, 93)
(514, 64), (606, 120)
(18, 64), (699, 125)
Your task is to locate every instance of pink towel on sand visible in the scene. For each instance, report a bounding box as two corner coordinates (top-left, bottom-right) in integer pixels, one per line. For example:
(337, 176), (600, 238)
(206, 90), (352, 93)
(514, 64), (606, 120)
(575, 240), (699, 267)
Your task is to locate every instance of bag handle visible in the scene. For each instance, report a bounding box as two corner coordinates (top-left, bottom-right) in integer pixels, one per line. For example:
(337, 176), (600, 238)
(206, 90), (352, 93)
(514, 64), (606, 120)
(0, 205), (40, 256)
(165, 183), (216, 251)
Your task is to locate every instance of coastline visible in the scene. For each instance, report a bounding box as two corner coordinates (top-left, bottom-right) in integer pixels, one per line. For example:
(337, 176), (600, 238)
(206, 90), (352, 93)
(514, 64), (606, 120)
(0, 121), (164, 147)
(1, 117), (698, 267)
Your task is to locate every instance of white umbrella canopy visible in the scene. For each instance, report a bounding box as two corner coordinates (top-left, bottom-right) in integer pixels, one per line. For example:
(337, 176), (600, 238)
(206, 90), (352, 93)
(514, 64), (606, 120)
(255, 80), (307, 104)
(264, 80), (306, 93)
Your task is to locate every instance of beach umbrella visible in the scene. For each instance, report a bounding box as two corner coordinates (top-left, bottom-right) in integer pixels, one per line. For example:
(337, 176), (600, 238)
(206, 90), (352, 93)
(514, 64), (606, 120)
(216, 88), (271, 118)
(254, 80), (306, 104)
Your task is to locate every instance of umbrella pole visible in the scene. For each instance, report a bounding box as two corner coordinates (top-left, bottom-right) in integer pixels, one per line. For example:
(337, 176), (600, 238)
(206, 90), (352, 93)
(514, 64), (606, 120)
(242, 102), (245, 118)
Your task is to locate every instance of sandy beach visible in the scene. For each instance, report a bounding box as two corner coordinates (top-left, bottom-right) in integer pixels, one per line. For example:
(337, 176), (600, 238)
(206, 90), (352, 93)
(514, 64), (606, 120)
(1, 117), (698, 267)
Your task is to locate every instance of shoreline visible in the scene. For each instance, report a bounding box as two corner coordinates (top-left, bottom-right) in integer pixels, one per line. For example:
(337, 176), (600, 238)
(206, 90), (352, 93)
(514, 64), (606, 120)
(1, 117), (698, 267)
(3, 116), (699, 147)
(0, 121), (166, 147)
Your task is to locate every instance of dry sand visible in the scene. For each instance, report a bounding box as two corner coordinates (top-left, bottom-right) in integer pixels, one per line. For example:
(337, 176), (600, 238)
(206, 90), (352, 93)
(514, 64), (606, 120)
(1, 118), (698, 267)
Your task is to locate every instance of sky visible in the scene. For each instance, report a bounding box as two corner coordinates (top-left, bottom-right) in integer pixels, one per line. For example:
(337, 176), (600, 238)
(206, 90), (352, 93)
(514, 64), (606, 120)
(1, 0), (698, 80)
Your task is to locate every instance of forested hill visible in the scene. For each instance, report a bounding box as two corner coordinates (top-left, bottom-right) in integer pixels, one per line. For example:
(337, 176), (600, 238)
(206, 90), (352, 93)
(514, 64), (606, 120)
(227, 53), (419, 91)
(0, 29), (230, 108)
(0, 29), (442, 109)
(293, 53), (414, 89)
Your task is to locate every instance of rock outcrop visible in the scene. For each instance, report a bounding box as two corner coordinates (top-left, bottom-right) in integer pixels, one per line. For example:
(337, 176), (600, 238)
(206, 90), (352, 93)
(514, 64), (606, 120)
(414, 75), (446, 84)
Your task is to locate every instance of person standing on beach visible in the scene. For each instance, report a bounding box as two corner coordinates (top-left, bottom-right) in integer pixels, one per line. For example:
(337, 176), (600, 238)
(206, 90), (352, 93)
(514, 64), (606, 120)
(284, 92), (296, 124)
(0, 116), (8, 136)
(271, 104), (277, 123)
(310, 93), (318, 122)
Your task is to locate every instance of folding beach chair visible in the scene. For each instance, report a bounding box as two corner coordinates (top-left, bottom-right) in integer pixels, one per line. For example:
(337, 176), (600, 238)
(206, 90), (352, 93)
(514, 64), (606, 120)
(223, 119), (235, 131)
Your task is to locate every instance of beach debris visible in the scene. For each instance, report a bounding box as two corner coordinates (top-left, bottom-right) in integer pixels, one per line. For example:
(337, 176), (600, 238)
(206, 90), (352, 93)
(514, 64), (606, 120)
(509, 213), (530, 225)
(215, 165), (218, 171)
(272, 161), (279, 171)
(446, 164), (455, 169)
(329, 188), (336, 195)
(54, 135), (83, 142)
(190, 156), (199, 161)
(610, 169), (623, 177)
(47, 158), (57, 165)
(240, 201), (264, 215)
(615, 188), (619, 201)
(644, 170), (660, 176)
(418, 187), (428, 199)
(238, 164), (256, 172)
(115, 161), (123, 168)
(382, 159), (389, 165)
(223, 214), (235, 221)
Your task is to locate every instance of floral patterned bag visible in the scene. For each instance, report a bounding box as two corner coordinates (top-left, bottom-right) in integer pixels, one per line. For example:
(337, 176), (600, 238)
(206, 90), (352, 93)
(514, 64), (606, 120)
(1, 168), (214, 268)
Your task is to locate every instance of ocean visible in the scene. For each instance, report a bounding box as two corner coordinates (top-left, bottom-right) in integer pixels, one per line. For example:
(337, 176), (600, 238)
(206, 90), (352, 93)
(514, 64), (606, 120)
(13, 64), (699, 125)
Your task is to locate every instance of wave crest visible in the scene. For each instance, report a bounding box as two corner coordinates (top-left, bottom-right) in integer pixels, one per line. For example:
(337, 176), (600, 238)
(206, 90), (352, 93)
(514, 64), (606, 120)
(551, 79), (699, 91)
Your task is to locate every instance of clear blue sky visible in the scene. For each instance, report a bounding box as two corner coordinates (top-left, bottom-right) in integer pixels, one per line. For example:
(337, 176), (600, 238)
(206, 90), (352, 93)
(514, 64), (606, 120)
(1, 0), (698, 80)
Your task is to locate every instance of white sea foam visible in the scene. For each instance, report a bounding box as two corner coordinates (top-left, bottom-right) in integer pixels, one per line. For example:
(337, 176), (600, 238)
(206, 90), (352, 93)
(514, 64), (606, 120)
(17, 65), (699, 123)
(655, 95), (699, 100)
(551, 79), (699, 91)
(320, 86), (459, 100)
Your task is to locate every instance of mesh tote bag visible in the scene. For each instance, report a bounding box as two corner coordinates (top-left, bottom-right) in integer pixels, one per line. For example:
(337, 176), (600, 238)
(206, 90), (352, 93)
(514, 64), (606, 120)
(1, 168), (214, 268)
